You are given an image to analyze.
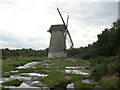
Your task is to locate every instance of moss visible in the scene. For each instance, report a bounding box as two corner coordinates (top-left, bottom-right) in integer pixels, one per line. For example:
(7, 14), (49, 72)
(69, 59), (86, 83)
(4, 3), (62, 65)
(41, 71), (71, 88)
(2, 79), (23, 86)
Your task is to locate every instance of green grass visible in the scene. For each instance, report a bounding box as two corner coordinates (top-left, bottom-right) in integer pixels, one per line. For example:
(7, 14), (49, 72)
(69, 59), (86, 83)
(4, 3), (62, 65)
(2, 79), (23, 86)
(2, 57), (94, 89)
(41, 71), (71, 88)
(100, 75), (118, 88)
(71, 74), (95, 88)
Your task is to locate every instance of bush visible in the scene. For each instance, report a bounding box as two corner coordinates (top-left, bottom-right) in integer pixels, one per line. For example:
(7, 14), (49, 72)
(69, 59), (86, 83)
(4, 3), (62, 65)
(100, 75), (118, 88)
(90, 56), (106, 64)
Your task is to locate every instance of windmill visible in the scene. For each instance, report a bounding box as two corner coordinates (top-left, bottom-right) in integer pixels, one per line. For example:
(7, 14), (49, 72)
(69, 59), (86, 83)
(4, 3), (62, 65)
(48, 8), (74, 58)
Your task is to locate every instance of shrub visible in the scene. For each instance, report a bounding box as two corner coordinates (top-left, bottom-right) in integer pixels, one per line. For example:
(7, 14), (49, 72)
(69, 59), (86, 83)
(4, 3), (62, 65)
(100, 75), (118, 88)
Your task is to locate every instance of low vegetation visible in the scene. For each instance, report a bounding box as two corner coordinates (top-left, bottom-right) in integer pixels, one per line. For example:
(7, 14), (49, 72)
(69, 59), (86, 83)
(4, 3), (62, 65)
(100, 75), (118, 88)
(90, 56), (119, 89)
(2, 79), (22, 86)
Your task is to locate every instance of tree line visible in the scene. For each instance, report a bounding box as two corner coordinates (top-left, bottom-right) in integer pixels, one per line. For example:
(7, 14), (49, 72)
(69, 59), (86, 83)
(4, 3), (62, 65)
(1, 48), (48, 59)
(67, 20), (120, 59)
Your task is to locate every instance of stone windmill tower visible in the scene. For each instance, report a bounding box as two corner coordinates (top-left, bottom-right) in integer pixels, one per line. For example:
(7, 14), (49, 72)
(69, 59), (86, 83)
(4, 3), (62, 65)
(48, 8), (74, 58)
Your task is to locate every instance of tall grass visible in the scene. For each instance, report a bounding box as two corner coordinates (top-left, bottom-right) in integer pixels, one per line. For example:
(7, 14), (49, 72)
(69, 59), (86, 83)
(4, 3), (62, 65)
(90, 56), (119, 88)
(100, 75), (118, 88)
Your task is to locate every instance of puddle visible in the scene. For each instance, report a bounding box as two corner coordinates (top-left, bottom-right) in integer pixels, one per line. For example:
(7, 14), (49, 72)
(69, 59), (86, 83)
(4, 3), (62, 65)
(64, 66), (90, 76)
(44, 60), (52, 62)
(66, 67), (80, 69)
(1, 75), (31, 83)
(20, 73), (48, 77)
(66, 58), (76, 62)
(72, 70), (89, 75)
(4, 72), (10, 74)
(65, 70), (90, 76)
(0, 78), (4, 84)
(82, 79), (97, 84)
(66, 83), (74, 88)
(42, 63), (54, 68)
(1, 73), (48, 88)
(43, 63), (54, 66)
(28, 81), (47, 87)
(11, 70), (19, 73)
(16, 62), (40, 69)
(1, 61), (49, 89)
(5, 82), (40, 88)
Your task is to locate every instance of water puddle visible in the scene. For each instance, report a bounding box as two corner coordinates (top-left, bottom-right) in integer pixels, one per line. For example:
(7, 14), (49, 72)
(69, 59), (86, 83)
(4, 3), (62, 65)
(66, 83), (74, 88)
(66, 58), (76, 62)
(64, 66), (90, 76)
(1, 61), (50, 89)
(1, 73), (48, 88)
(43, 63), (54, 66)
(82, 79), (97, 84)
(5, 82), (40, 88)
(65, 69), (90, 76)
(20, 73), (48, 77)
(42, 63), (54, 68)
(16, 62), (41, 69)
(66, 66), (80, 69)
(44, 60), (52, 62)
(11, 70), (19, 73)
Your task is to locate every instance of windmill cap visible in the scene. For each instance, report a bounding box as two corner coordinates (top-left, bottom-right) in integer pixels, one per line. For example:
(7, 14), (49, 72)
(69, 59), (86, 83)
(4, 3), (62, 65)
(48, 24), (67, 33)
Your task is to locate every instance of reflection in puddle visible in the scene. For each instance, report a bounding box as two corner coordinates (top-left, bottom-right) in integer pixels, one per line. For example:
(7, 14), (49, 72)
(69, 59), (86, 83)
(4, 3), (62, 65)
(64, 66), (90, 76)
(67, 83), (74, 88)
(16, 62), (41, 69)
(65, 70), (89, 76)
(20, 73), (48, 77)
(11, 70), (19, 73)
(82, 79), (97, 84)
(66, 67), (81, 69)
(5, 82), (40, 88)
(1, 73), (48, 88)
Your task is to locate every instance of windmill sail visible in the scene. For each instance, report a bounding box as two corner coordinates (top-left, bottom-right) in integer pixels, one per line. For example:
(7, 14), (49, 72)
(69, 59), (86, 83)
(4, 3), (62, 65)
(57, 8), (74, 48)
(66, 30), (74, 48)
(57, 8), (66, 28)
(66, 15), (69, 28)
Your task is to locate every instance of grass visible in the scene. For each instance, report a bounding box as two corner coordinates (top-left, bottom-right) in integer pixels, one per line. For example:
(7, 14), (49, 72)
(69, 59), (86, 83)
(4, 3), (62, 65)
(100, 75), (118, 88)
(90, 56), (119, 89)
(2, 79), (23, 86)
(41, 71), (95, 88)
(41, 71), (71, 88)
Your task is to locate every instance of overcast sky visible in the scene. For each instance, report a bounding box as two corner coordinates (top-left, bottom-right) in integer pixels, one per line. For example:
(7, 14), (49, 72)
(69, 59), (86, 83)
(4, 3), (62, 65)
(0, 0), (119, 50)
